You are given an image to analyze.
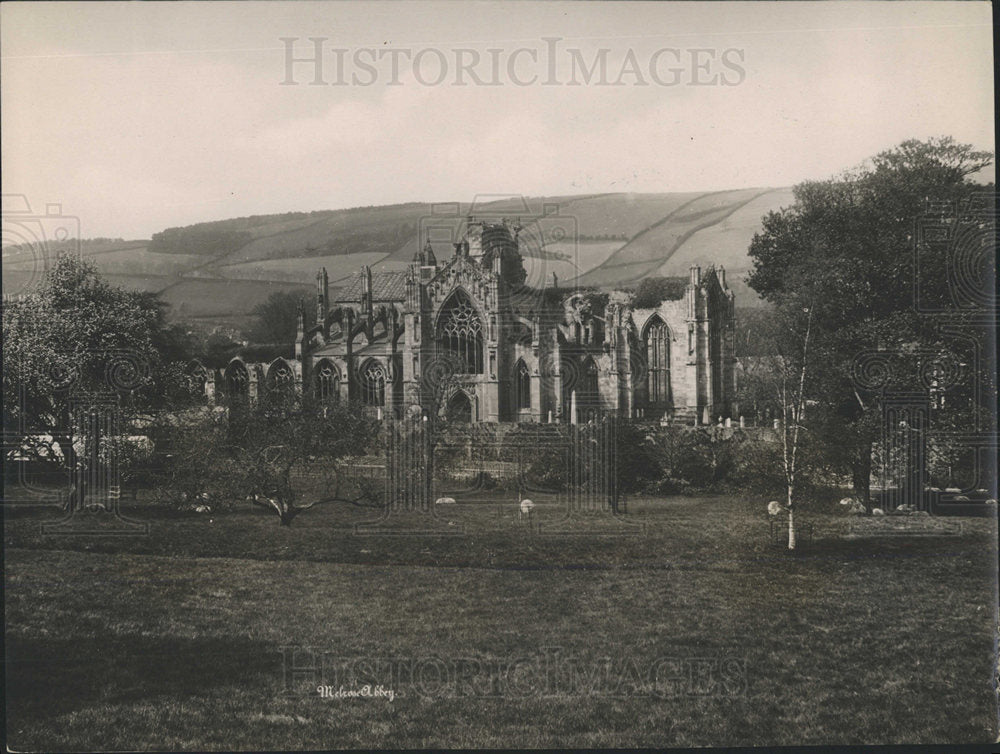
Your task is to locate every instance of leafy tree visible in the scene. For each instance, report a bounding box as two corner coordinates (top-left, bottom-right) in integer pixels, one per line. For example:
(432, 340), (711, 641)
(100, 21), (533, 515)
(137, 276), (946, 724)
(246, 290), (314, 355)
(747, 137), (994, 507)
(3, 256), (190, 509)
(756, 303), (815, 548)
(197, 329), (245, 368)
(630, 276), (687, 308)
(612, 422), (662, 493)
(149, 408), (232, 507)
(223, 396), (379, 525)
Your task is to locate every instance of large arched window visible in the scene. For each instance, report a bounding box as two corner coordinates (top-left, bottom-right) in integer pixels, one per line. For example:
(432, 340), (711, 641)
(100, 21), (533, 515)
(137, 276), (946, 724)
(644, 316), (671, 406)
(446, 390), (473, 423)
(225, 361), (249, 405)
(359, 359), (386, 407)
(436, 291), (484, 374)
(315, 359), (340, 403)
(515, 359), (531, 409)
(187, 360), (207, 400)
(580, 357), (600, 414)
(266, 359), (295, 402)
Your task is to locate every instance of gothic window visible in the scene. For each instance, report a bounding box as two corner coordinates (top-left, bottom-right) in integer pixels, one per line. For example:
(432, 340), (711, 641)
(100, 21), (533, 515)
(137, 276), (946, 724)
(187, 361), (207, 398)
(226, 362), (249, 404)
(359, 359), (386, 407)
(515, 359), (531, 409)
(436, 291), (484, 374)
(315, 360), (340, 403)
(266, 360), (295, 400)
(644, 316), (671, 406)
(446, 390), (473, 423)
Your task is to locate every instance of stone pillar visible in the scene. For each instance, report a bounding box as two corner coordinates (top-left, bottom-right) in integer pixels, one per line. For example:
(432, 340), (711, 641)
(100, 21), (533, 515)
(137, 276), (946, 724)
(570, 390), (578, 425)
(339, 361), (349, 402)
(249, 377), (259, 405)
(530, 367), (542, 422)
(294, 304), (305, 360)
(552, 336), (563, 423)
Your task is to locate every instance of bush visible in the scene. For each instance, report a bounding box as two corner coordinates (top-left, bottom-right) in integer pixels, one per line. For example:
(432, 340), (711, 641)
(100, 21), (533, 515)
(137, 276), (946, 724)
(613, 423), (663, 493)
(642, 475), (693, 496)
(632, 426), (835, 499)
(630, 277), (687, 307)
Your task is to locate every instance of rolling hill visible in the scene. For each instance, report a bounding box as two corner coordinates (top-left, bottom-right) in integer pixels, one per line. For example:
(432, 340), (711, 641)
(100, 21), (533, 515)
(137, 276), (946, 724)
(2, 190), (794, 329)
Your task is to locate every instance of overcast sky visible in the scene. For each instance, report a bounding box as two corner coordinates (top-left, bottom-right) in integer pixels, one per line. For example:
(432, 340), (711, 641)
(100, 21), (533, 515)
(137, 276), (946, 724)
(1, 1), (994, 239)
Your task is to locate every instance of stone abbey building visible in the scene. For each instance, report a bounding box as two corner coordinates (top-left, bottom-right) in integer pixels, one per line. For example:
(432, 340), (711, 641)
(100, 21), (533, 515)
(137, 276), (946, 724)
(220, 219), (736, 424)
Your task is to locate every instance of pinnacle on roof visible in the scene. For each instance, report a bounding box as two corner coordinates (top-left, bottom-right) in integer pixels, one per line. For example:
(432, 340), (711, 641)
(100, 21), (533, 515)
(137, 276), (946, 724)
(413, 239), (437, 266)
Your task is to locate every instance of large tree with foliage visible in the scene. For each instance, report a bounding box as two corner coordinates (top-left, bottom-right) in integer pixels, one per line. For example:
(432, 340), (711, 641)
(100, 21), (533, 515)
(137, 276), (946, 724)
(747, 137), (994, 507)
(3, 256), (195, 509)
(222, 394), (380, 525)
(247, 290), (314, 355)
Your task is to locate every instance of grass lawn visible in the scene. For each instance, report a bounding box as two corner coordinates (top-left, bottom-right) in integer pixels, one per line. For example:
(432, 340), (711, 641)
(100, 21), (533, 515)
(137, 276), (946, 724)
(5, 495), (998, 749)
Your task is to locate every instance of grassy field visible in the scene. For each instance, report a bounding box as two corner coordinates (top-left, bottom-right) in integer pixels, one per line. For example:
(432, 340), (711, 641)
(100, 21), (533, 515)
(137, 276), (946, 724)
(653, 188), (796, 278)
(218, 251), (393, 285)
(577, 189), (775, 288)
(155, 278), (313, 319)
(4, 494), (997, 750)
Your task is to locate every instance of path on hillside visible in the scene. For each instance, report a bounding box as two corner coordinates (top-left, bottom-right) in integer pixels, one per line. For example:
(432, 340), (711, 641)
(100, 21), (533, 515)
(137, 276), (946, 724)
(575, 188), (777, 287)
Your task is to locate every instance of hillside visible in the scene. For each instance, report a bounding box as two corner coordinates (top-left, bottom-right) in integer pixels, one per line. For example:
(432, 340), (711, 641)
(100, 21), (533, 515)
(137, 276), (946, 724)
(2, 190), (792, 328)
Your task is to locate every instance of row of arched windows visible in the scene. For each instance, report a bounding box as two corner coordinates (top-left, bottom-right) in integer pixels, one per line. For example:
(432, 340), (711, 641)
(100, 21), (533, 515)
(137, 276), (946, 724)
(316, 358), (386, 407)
(225, 360), (297, 404)
(221, 308), (672, 413)
(223, 358), (380, 406)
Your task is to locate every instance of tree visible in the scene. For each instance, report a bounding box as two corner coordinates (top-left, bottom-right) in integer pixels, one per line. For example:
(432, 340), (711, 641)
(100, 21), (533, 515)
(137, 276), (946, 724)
(630, 276), (687, 308)
(198, 328), (245, 369)
(223, 396), (378, 525)
(247, 290), (314, 355)
(149, 407), (232, 507)
(3, 256), (187, 509)
(772, 305), (814, 549)
(747, 137), (994, 508)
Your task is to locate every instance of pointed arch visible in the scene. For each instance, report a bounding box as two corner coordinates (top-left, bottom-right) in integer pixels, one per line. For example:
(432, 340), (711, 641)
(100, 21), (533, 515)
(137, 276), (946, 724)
(642, 314), (672, 407)
(514, 358), (531, 409)
(315, 358), (340, 403)
(225, 359), (249, 405)
(579, 356), (600, 415)
(265, 358), (295, 403)
(187, 359), (208, 397)
(358, 358), (386, 407)
(445, 389), (473, 423)
(435, 288), (484, 374)
(266, 358), (294, 387)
